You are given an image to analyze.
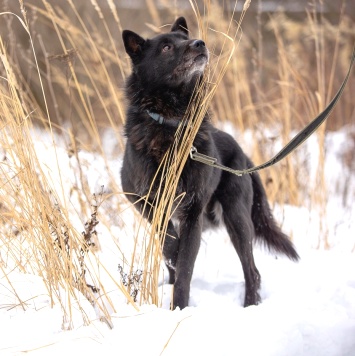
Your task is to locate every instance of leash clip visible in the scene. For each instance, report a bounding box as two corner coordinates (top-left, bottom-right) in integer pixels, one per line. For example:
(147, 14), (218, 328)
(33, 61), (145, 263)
(190, 146), (218, 166)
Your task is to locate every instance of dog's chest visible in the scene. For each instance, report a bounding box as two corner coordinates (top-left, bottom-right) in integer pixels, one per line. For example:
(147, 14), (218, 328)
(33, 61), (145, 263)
(136, 155), (204, 202)
(128, 120), (218, 210)
(130, 122), (175, 162)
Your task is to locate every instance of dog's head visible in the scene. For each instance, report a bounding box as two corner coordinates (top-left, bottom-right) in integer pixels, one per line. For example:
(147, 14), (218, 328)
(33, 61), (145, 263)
(122, 17), (209, 88)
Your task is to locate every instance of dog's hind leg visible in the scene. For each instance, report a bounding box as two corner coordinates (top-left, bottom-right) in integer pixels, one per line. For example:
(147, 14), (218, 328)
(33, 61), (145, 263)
(218, 180), (262, 307)
(223, 205), (261, 306)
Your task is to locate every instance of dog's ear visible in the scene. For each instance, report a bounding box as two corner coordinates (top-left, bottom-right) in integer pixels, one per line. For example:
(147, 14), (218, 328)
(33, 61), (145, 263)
(122, 30), (145, 61)
(171, 17), (188, 36)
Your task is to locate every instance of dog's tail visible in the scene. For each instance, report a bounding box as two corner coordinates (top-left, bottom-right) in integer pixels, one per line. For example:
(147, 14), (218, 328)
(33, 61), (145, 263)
(250, 172), (300, 261)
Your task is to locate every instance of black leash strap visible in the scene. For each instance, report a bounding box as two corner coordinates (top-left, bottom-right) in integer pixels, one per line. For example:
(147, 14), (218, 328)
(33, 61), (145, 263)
(190, 45), (355, 176)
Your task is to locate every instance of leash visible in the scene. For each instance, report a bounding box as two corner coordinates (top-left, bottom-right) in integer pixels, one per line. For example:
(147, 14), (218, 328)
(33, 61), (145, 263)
(190, 45), (355, 176)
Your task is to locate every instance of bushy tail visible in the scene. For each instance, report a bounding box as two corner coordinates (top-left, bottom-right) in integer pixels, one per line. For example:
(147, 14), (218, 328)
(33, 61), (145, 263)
(251, 172), (300, 261)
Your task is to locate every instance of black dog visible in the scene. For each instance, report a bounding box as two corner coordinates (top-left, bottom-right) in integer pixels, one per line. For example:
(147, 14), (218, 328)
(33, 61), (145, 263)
(121, 17), (299, 309)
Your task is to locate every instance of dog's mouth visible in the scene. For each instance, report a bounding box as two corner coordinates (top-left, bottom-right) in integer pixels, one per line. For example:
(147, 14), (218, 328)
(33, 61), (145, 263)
(186, 50), (209, 70)
(193, 53), (208, 63)
(171, 49), (209, 84)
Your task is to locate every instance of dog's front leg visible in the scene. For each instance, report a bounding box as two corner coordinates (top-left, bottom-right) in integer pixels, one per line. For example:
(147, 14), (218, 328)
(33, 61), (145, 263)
(172, 208), (202, 310)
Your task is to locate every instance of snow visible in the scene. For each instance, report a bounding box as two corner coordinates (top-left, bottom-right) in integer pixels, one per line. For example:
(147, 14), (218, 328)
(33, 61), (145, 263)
(1, 128), (355, 356)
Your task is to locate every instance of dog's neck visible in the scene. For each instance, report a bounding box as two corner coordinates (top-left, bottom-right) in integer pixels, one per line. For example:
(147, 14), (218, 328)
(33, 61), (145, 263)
(146, 110), (188, 129)
(127, 73), (201, 117)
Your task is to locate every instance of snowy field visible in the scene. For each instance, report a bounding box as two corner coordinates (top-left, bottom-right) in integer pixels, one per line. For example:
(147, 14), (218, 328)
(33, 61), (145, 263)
(1, 128), (355, 356)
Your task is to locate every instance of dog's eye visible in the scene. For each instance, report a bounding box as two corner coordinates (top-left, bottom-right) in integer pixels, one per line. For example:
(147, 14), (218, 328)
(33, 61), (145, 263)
(162, 44), (172, 52)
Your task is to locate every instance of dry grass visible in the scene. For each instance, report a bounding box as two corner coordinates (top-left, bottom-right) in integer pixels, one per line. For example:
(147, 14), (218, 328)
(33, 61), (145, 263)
(0, 0), (354, 325)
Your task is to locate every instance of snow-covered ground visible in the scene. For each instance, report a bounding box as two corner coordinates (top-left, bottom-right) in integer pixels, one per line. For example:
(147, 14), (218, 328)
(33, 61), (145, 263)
(1, 128), (354, 356)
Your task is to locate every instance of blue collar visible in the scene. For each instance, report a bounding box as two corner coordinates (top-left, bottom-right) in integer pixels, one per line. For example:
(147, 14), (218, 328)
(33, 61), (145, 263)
(146, 110), (185, 128)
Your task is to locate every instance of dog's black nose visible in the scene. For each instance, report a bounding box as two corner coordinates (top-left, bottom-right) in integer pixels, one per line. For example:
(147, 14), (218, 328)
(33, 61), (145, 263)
(190, 40), (205, 48)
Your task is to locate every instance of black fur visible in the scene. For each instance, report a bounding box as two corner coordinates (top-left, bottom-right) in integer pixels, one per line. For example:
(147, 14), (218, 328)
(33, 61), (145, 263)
(121, 17), (299, 309)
